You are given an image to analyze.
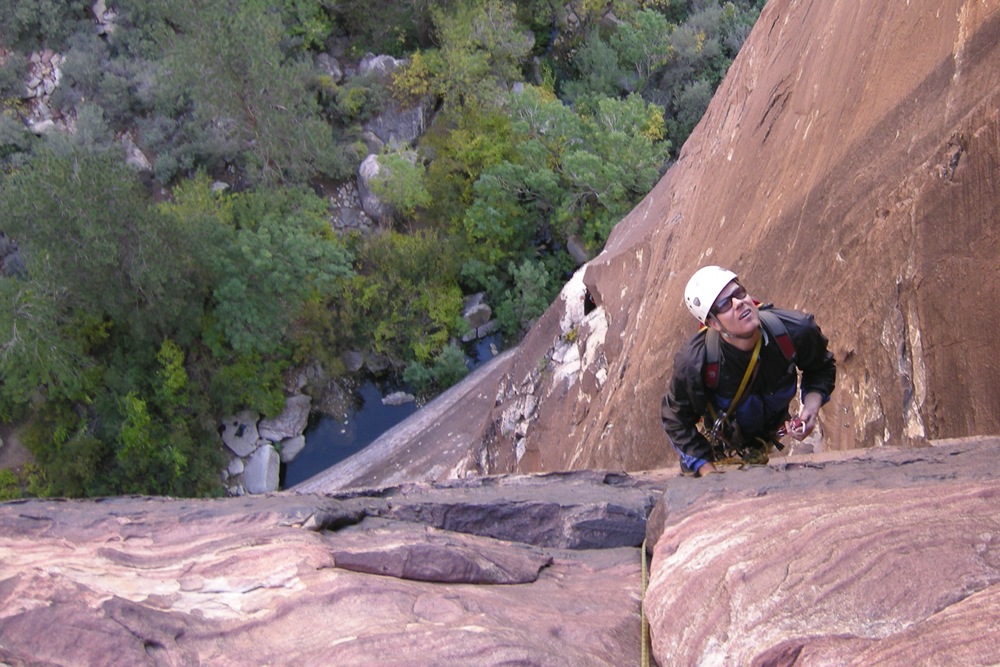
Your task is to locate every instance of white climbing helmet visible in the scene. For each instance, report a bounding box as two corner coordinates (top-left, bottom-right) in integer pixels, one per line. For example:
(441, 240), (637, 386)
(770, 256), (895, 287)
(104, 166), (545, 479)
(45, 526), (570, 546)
(684, 266), (738, 324)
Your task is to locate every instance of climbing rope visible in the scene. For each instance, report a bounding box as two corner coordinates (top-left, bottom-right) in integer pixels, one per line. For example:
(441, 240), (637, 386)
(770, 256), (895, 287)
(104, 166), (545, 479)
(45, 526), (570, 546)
(641, 538), (651, 667)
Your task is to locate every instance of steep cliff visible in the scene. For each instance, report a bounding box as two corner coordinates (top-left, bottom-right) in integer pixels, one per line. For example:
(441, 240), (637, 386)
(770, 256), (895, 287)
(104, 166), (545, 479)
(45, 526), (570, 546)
(487, 0), (1000, 475)
(6, 2), (1000, 664)
(295, 0), (1000, 494)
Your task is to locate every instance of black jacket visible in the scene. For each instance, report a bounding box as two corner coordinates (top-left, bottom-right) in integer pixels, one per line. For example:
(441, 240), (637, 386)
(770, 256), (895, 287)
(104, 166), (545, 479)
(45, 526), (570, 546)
(661, 307), (836, 471)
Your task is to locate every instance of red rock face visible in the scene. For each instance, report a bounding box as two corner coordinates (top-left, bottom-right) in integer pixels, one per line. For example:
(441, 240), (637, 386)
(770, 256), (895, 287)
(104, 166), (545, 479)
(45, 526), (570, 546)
(489, 0), (1000, 474)
(0, 474), (650, 666)
(642, 440), (1000, 665)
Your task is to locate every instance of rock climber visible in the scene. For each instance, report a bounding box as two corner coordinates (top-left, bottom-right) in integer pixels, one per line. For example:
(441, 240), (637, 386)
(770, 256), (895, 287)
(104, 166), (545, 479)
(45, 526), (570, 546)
(661, 266), (837, 476)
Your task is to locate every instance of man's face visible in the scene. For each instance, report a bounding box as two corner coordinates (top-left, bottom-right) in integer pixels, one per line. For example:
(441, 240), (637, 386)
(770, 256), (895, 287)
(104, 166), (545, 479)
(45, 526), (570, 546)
(708, 281), (759, 336)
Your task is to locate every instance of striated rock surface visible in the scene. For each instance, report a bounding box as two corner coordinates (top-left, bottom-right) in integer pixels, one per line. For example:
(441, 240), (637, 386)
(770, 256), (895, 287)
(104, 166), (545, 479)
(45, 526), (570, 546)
(4, 440), (1000, 665)
(644, 437), (1000, 666)
(0, 471), (650, 666)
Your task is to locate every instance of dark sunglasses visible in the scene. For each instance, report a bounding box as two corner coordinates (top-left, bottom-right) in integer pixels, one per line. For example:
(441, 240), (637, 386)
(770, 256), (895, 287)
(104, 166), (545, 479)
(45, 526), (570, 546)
(711, 285), (748, 316)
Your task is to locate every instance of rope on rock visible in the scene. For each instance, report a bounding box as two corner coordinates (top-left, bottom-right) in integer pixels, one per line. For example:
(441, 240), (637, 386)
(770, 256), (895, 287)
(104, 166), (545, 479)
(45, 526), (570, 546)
(641, 538), (651, 667)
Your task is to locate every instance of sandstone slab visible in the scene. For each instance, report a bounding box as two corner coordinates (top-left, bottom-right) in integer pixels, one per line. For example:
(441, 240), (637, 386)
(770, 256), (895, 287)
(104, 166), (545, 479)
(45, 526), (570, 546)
(643, 438), (1000, 666)
(0, 481), (643, 666)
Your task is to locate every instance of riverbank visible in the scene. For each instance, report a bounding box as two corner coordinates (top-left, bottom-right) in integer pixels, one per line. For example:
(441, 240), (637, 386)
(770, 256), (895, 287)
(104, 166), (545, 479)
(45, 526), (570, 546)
(293, 348), (517, 493)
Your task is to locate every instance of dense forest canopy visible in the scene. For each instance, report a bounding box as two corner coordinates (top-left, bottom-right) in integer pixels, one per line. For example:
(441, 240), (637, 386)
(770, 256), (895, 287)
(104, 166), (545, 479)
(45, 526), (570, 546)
(0, 0), (764, 498)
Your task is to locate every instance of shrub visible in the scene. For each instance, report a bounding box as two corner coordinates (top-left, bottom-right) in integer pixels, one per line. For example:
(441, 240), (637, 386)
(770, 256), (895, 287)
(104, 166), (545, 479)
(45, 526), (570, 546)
(0, 50), (29, 100)
(344, 230), (465, 364)
(403, 343), (469, 395)
(0, 468), (20, 501)
(495, 258), (554, 339)
(0, 111), (34, 169)
(0, 0), (90, 51)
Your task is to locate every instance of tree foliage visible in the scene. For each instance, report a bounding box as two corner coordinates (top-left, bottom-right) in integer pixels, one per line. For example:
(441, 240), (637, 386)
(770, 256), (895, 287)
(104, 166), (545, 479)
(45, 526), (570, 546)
(463, 85), (668, 265)
(369, 150), (432, 219)
(408, 0), (536, 112)
(164, 0), (337, 183)
(0, 0), (764, 497)
(344, 231), (465, 363)
(0, 155), (352, 496)
(403, 343), (469, 396)
(203, 186), (354, 356)
(0, 0), (90, 51)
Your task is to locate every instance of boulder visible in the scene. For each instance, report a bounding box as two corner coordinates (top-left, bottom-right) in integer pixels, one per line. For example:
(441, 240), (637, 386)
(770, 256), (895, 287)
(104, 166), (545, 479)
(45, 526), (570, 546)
(381, 391), (415, 406)
(363, 351), (391, 374)
(315, 53), (343, 83)
(258, 394), (312, 443)
(339, 350), (364, 373)
(218, 410), (260, 457)
(278, 435), (306, 463)
(363, 102), (428, 150)
(120, 131), (152, 171)
(358, 53), (403, 78)
(462, 292), (492, 330)
(243, 444), (280, 494)
(226, 456), (244, 477)
(356, 154), (391, 225)
(92, 0), (117, 34)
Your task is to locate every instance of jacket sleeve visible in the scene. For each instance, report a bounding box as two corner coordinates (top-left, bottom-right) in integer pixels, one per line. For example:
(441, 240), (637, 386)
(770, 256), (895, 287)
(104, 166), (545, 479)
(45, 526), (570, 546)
(661, 334), (715, 469)
(779, 309), (837, 404)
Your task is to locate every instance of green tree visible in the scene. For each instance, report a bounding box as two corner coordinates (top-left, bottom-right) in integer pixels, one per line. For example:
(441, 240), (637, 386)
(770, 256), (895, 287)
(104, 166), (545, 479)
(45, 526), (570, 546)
(611, 8), (673, 92)
(418, 105), (517, 233)
(0, 280), (90, 420)
(334, 0), (429, 57)
(279, 0), (337, 51)
(403, 342), (469, 395)
(116, 392), (188, 495)
(0, 145), (192, 345)
(204, 186), (353, 357)
(462, 85), (669, 264)
(424, 0), (535, 112)
(344, 231), (465, 364)
(0, 154), (351, 497)
(21, 401), (111, 498)
(561, 28), (626, 106)
(166, 0), (337, 183)
(370, 150), (432, 220)
(0, 0), (89, 50)
(495, 258), (555, 338)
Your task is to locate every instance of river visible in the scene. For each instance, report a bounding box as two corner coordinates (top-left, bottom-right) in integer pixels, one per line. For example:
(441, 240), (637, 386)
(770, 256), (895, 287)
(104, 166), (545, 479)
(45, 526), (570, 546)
(281, 334), (502, 488)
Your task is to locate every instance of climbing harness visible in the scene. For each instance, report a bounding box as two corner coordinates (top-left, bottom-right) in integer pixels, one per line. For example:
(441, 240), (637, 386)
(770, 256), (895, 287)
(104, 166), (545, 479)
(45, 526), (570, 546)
(702, 301), (795, 465)
(700, 307), (796, 466)
(703, 333), (762, 464)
